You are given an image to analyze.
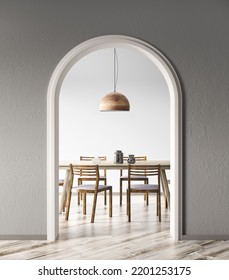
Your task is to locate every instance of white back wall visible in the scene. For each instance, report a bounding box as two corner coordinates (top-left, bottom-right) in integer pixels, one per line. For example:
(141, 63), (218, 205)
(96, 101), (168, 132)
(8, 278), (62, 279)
(59, 48), (170, 191)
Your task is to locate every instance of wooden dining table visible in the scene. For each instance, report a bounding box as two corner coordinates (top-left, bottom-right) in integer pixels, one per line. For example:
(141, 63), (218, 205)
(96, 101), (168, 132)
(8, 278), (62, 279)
(59, 160), (170, 214)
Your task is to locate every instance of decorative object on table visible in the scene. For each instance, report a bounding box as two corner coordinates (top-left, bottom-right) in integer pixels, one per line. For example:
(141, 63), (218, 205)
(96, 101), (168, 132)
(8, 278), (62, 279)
(127, 154), (136, 164)
(99, 48), (130, 111)
(92, 156), (101, 164)
(114, 150), (123, 163)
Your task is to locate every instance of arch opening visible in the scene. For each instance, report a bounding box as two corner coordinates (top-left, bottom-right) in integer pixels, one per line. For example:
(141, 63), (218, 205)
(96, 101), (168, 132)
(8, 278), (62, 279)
(47, 35), (183, 241)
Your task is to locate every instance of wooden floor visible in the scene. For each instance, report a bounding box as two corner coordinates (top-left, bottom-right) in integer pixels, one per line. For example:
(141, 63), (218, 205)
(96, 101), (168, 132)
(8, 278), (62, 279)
(1, 193), (229, 260)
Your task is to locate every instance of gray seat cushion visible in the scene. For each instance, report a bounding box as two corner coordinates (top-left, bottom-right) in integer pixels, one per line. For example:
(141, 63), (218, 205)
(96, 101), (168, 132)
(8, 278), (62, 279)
(76, 184), (111, 191)
(129, 184), (159, 191)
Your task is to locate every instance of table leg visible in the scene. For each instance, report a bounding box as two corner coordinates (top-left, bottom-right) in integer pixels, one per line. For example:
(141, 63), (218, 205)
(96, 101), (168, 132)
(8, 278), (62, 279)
(160, 169), (170, 209)
(59, 169), (70, 214)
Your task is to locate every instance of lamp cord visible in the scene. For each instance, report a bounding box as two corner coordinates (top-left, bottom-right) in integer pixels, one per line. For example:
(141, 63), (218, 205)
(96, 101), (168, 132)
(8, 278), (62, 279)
(114, 48), (118, 92)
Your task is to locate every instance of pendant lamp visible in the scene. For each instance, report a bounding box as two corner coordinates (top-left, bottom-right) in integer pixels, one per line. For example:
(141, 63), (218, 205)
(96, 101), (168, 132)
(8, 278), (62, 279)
(99, 48), (130, 111)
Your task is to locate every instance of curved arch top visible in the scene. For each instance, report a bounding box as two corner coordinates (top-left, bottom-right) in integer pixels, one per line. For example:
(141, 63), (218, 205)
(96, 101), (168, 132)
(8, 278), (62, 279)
(47, 35), (183, 241)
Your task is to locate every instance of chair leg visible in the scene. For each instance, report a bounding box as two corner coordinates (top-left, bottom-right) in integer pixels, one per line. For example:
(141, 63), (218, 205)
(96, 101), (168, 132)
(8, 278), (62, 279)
(83, 193), (86, 215)
(102, 178), (107, 205)
(146, 192), (149, 206)
(109, 188), (112, 217)
(165, 197), (168, 209)
(128, 190), (131, 222)
(161, 179), (168, 209)
(144, 179), (149, 201)
(104, 190), (107, 205)
(91, 191), (98, 223)
(78, 179), (83, 201)
(126, 189), (128, 215)
(78, 191), (80, 205)
(156, 193), (159, 216)
(158, 192), (161, 222)
(63, 192), (66, 212)
(120, 179), (123, 206)
(65, 190), (72, 220)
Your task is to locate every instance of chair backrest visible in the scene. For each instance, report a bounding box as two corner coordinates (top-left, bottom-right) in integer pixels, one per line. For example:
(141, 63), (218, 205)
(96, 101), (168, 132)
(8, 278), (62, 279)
(80, 156), (106, 176)
(128, 164), (160, 188)
(80, 156), (106, 161)
(70, 164), (100, 186)
(121, 156), (147, 176)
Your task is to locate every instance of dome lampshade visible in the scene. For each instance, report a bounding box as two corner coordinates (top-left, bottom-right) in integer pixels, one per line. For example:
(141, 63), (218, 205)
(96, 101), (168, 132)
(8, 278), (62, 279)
(99, 92), (130, 111)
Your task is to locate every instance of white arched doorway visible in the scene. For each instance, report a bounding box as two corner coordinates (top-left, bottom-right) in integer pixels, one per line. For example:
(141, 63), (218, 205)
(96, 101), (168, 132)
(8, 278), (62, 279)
(47, 35), (183, 241)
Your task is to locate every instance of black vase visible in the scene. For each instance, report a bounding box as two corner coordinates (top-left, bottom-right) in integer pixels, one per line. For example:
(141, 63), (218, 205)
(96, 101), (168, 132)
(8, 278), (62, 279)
(114, 150), (123, 163)
(127, 155), (135, 164)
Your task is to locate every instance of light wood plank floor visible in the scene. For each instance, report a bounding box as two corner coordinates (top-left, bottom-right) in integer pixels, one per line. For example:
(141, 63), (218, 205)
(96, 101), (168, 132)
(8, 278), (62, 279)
(1, 193), (229, 260)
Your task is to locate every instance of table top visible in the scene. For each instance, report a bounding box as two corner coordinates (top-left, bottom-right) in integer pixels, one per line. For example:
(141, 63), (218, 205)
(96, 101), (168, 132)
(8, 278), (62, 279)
(59, 160), (170, 170)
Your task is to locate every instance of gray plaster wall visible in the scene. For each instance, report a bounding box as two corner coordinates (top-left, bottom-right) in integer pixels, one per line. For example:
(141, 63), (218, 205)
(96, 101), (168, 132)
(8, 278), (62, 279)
(0, 0), (229, 239)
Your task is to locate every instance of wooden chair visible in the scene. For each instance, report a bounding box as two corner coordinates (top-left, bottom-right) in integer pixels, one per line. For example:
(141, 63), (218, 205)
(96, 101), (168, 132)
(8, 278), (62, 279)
(65, 164), (112, 223)
(126, 164), (161, 222)
(119, 156), (148, 206)
(78, 156), (107, 205)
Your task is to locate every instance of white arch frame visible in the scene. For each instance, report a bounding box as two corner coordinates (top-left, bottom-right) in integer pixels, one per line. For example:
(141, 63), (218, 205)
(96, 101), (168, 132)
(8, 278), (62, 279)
(47, 35), (183, 241)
